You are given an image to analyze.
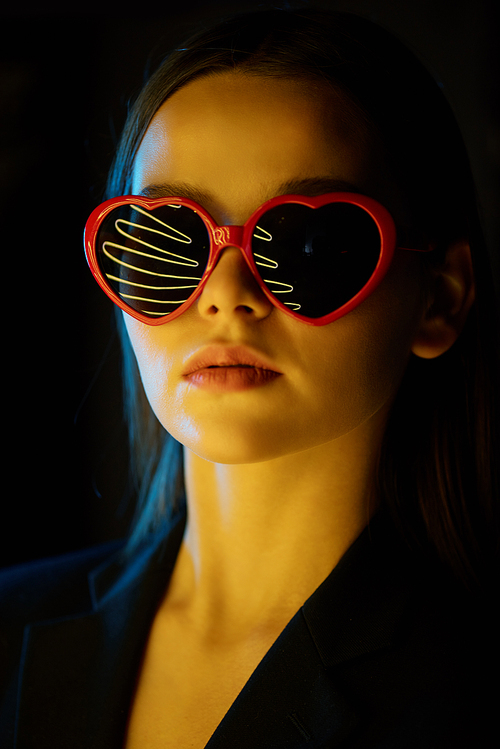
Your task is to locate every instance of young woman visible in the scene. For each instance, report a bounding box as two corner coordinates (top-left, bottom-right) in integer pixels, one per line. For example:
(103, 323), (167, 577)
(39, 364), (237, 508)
(1, 7), (498, 748)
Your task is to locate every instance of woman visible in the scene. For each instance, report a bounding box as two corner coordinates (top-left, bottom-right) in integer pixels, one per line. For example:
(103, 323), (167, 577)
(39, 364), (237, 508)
(1, 7), (498, 748)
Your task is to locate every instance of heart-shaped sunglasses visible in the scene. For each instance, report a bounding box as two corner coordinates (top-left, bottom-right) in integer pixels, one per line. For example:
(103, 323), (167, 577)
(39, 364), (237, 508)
(84, 192), (430, 326)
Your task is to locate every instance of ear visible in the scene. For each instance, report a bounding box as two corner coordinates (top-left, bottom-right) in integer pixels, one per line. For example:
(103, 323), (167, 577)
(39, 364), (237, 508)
(411, 238), (475, 359)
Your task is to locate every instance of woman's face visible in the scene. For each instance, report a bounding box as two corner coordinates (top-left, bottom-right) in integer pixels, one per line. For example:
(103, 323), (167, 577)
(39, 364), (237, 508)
(127, 72), (426, 464)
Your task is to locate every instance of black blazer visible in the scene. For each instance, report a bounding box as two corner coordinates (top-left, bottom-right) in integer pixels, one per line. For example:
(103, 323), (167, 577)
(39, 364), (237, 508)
(0, 509), (495, 748)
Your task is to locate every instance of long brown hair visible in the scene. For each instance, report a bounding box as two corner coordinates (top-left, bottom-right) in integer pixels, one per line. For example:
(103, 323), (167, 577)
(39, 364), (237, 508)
(105, 8), (499, 590)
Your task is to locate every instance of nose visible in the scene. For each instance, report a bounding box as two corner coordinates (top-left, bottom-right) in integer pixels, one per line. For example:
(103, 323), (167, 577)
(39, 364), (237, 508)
(197, 246), (273, 322)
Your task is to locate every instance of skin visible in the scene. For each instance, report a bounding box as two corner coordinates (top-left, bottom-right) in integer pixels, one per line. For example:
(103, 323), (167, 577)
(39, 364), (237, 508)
(124, 72), (474, 748)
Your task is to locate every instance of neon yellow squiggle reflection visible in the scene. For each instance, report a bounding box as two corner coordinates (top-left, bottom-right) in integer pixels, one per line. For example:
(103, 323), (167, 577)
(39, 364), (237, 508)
(112, 204), (198, 266)
(254, 254), (278, 269)
(253, 225), (272, 242)
(103, 204), (204, 314)
(253, 226), (300, 310)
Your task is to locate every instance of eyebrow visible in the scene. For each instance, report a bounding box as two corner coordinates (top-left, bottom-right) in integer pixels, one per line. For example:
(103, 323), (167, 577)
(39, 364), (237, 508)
(138, 182), (215, 203)
(275, 177), (362, 196)
(137, 177), (362, 203)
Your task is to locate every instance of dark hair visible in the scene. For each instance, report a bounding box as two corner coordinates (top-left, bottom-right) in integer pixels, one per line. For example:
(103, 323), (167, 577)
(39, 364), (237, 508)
(105, 8), (499, 590)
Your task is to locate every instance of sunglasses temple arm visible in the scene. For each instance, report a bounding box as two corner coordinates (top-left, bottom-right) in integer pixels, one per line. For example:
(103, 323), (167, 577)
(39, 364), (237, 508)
(396, 227), (435, 253)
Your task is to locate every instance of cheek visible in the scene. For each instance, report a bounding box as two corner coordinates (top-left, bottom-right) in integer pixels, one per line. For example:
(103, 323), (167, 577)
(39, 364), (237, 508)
(309, 257), (426, 426)
(291, 317), (406, 443)
(123, 316), (176, 414)
(123, 315), (206, 446)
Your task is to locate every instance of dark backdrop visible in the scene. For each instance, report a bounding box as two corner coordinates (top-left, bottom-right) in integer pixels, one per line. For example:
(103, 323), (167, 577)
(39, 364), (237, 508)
(1, 0), (498, 567)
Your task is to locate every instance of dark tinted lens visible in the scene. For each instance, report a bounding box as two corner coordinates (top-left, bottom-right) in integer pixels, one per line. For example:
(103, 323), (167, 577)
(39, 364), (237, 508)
(96, 203), (210, 318)
(252, 202), (381, 318)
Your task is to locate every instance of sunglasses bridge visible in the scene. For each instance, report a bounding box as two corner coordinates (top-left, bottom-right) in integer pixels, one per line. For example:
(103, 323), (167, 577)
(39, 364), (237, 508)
(211, 225), (245, 251)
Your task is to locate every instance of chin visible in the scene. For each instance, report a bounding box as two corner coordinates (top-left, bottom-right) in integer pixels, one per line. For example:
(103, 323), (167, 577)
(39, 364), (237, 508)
(168, 420), (300, 465)
(181, 435), (287, 465)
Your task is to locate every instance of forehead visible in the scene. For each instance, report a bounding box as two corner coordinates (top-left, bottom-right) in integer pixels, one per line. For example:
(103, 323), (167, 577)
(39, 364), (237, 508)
(132, 72), (374, 221)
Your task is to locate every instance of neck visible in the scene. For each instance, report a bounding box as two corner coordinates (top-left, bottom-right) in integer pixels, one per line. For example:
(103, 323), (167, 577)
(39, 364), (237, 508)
(165, 409), (386, 640)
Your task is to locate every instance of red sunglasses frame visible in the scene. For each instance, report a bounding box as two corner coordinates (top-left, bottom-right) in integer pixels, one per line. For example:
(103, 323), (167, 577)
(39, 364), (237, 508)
(84, 191), (421, 326)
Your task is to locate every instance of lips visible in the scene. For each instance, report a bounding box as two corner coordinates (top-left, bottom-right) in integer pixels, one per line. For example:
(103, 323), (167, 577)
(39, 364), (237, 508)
(183, 345), (279, 374)
(183, 345), (282, 391)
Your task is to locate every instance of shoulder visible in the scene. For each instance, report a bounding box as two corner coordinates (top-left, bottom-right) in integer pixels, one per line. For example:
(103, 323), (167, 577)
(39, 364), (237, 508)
(0, 540), (125, 744)
(0, 510), (185, 639)
(0, 540), (125, 625)
(0, 541), (126, 691)
(0, 517), (186, 747)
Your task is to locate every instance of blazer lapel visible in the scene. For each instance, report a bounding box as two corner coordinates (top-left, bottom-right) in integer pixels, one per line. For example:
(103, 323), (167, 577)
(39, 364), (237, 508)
(205, 512), (414, 749)
(205, 607), (358, 749)
(301, 510), (416, 669)
(14, 514), (185, 749)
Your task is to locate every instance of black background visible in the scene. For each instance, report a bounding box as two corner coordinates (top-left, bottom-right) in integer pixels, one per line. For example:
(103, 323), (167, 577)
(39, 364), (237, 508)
(1, 0), (498, 567)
